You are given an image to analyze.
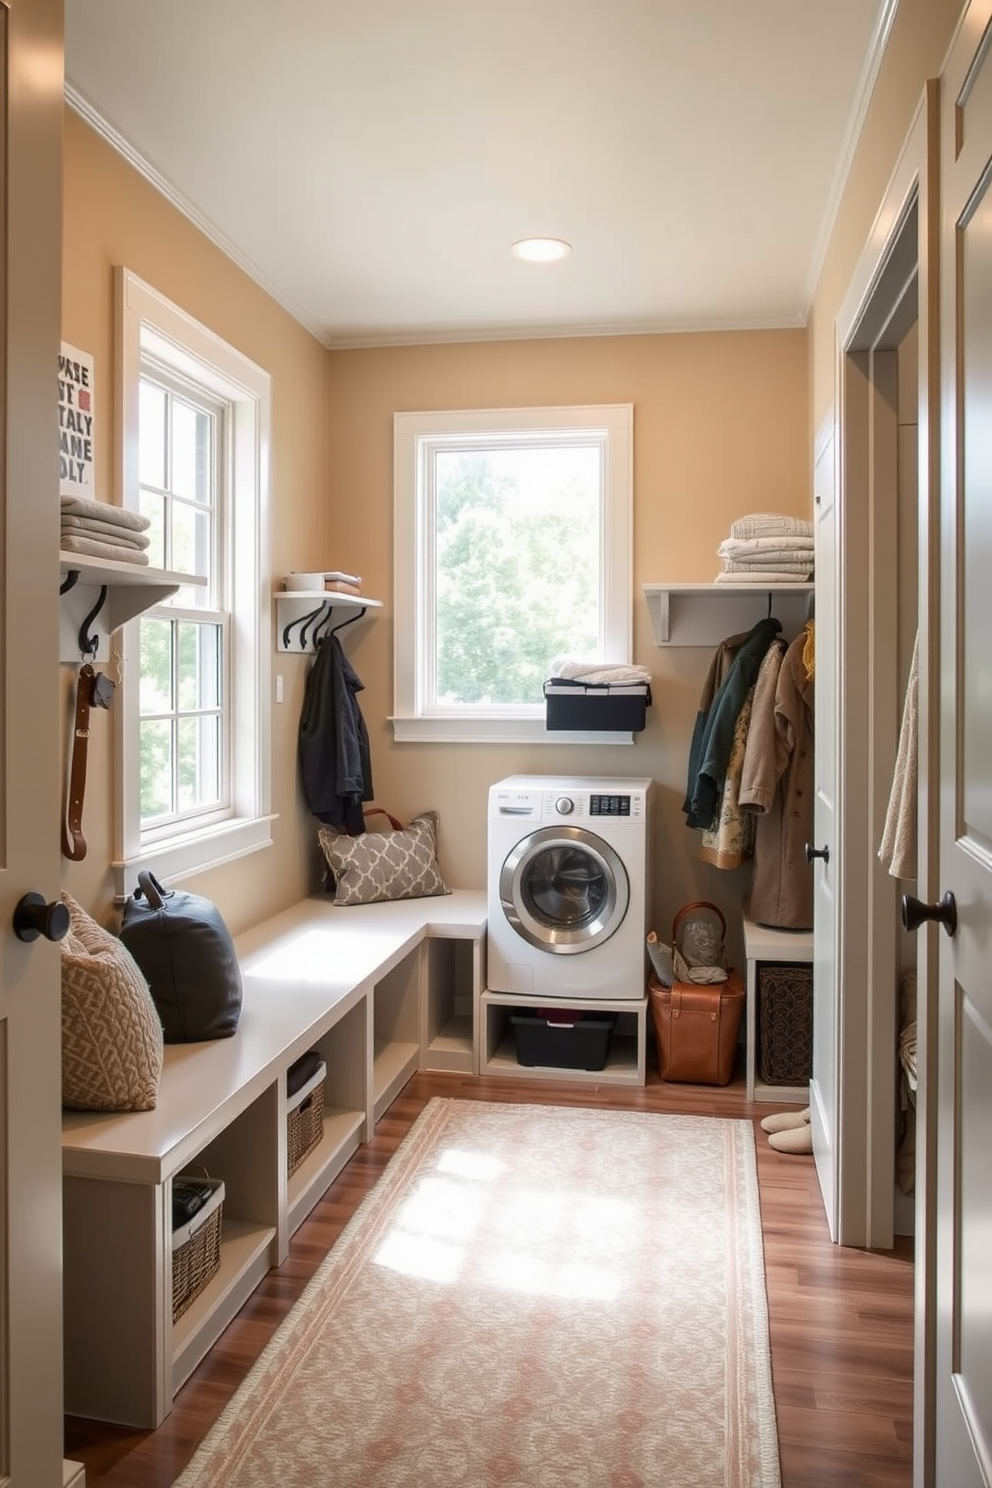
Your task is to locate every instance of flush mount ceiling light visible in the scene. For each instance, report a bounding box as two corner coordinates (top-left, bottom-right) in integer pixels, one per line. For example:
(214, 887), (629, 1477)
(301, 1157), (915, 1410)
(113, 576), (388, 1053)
(510, 237), (572, 263)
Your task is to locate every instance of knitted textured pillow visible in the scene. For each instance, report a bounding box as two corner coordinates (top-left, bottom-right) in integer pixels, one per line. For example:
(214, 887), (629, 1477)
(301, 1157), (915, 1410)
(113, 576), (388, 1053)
(60, 893), (164, 1111)
(317, 810), (451, 906)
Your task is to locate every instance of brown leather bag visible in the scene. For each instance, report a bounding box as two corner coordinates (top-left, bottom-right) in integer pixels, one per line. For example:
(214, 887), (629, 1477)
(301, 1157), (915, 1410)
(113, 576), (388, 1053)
(648, 972), (745, 1085)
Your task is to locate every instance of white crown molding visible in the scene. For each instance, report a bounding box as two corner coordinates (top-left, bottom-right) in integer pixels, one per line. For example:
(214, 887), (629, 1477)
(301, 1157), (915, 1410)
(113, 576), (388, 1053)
(64, 83), (330, 346)
(802, 0), (901, 314)
(326, 312), (806, 351)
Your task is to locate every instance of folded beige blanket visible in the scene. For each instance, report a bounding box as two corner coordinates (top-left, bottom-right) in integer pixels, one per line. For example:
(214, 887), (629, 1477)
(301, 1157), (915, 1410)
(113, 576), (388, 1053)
(60, 533), (150, 565)
(714, 569), (811, 584)
(61, 516), (150, 549)
(729, 513), (813, 541)
(722, 556), (814, 574)
(718, 536), (814, 558)
(60, 494), (150, 533)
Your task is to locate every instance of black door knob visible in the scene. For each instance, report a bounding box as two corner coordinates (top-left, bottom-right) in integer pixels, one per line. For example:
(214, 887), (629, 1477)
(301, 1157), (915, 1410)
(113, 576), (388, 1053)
(805, 843), (830, 863)
(901, 890), (957, 937)
(13, 893), (70, 943)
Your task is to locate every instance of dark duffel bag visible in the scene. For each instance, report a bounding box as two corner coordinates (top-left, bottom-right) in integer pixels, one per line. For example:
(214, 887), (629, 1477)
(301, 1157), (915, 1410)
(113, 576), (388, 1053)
(120, 870), (242, 1043)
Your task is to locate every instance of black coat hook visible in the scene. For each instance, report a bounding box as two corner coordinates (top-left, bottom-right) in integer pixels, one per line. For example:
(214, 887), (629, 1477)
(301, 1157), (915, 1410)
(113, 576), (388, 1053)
(323, 605), (367, 639)
(78, 585), (108, 658)
(282, 600), (328, 651)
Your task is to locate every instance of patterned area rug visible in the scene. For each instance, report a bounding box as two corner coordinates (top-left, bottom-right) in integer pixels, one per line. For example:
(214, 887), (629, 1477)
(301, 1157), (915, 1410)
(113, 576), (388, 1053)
(177, 1099), (781, 1488)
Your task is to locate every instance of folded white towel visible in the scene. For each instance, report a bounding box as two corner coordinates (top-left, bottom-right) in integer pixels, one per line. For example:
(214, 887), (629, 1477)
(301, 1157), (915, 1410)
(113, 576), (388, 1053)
(552, 659), (652, 684)
(729, 513), (813, 541)
(718, 536), (814, 558)
(60, 533), (151, 565)
(714, 570), (810, 584)
(60, 494), (151, 533)
(61, 516), (150, 549)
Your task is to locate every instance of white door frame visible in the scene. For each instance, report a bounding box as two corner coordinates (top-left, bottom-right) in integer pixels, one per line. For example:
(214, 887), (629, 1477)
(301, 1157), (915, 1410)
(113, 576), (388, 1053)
(828, 88), (939, 1263)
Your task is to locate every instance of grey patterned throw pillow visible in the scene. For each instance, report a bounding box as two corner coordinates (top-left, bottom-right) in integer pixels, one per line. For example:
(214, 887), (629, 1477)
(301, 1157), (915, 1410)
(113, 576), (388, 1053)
(317, 811), (451, 906)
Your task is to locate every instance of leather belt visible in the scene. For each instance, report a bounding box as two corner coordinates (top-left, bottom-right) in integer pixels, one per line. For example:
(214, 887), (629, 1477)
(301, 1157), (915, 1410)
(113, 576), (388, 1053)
(62, 664), (115, 862)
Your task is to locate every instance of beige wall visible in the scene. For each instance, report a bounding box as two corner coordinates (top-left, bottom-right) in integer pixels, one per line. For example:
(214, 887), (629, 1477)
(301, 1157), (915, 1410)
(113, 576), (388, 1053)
(61, 110), (329, 934)
(324, 331), (810, 947)
(62, 107), (811, 947)
(808, 0), (962, 433)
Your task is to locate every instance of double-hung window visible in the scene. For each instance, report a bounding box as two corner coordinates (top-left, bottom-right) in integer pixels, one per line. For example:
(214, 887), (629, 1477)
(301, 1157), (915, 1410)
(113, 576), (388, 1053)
(393, 404), (633, 742)
(114, 269), (272, 896)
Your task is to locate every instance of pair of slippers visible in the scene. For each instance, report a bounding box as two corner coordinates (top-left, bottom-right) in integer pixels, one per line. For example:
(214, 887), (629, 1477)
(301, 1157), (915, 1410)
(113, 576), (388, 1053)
(759, 1107), (812, 1154)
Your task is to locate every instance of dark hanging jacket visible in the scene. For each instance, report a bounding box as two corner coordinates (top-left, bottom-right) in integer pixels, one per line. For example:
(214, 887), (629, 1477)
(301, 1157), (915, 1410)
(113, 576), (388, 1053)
(298, 633), (373, 833)
(683, 617), (783, 830)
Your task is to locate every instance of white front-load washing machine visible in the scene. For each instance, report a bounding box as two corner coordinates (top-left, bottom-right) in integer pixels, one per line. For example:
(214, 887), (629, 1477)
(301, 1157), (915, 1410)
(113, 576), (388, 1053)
(487, 775), (652, 1001)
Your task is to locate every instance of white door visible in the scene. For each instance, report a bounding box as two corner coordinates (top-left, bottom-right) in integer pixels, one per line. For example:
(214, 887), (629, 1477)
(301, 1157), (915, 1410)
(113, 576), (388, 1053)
(810, 423), (840, 1239)
(0, 1), (67, 1483)
(931, 6), (992, 1482)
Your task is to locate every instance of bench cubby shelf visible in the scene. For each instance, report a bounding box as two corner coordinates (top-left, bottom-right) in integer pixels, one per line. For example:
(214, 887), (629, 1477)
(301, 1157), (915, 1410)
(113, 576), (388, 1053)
(478, 989), (648, 1087)
(742, 913), (814, 1103)
(61, 891), (486, 1429)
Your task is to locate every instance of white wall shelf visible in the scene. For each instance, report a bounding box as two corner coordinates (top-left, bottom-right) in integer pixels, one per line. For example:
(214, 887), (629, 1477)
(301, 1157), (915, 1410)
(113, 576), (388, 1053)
(59, 551), (206, 663)
(275, 590), (382, 652)
(643, 582), (814, 647)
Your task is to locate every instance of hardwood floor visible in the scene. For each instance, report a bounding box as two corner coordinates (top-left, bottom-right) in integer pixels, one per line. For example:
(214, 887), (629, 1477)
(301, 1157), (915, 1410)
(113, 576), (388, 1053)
(64, 1069), (915, 1487)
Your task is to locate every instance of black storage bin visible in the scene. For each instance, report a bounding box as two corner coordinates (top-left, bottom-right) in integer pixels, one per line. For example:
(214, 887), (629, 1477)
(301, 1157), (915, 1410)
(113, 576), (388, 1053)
(758, 963), (813, 1084)
(543, 681), (650, 733)
(510, 1010), (616, 1070)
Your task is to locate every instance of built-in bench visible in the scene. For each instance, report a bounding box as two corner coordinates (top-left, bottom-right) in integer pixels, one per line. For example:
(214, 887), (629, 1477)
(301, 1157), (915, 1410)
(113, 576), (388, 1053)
(61, 890), (487, 1429)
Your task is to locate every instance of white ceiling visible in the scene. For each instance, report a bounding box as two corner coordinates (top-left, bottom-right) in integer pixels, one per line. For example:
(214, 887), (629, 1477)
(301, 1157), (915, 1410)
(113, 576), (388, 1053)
(64, 0), (892, 349)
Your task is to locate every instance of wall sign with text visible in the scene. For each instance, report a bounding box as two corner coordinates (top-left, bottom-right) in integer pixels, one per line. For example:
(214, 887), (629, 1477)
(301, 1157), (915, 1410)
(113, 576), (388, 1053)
(59, 342), (95, 496)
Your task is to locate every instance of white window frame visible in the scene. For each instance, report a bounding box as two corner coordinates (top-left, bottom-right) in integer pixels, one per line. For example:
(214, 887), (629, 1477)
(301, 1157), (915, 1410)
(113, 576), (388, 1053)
(113, 267), (273, 897)
(392, 404), (633, 744)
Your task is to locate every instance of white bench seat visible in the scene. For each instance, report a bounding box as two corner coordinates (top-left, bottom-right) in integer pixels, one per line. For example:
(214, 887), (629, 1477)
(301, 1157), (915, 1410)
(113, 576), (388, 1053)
(61, 890), (487, 1429)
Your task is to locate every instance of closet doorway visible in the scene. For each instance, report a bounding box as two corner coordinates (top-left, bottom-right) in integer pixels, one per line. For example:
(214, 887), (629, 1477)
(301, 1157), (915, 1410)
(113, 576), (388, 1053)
(812, 87), (937, 1255)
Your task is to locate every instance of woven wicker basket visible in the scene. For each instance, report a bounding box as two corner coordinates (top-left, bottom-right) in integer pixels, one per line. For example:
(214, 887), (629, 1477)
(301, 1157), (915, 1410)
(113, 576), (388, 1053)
(171, 1177), (224, 1322)
(287, 1063), (326, 1177)
(758, 963), (813, 1084)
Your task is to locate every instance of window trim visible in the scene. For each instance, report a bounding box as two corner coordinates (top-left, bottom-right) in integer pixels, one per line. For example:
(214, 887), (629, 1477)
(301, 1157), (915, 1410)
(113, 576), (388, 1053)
(113, 267), (273, 898)
(392, 403), (633, 744)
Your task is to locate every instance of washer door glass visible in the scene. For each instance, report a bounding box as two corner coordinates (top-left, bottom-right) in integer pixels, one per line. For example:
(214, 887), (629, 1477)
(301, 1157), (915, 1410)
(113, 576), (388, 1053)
(500, 825), (630, 954)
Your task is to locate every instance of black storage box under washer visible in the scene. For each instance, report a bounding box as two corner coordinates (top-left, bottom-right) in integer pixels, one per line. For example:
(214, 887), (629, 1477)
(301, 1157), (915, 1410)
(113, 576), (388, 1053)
(510, 1010), (616, 1071)
(543, 680), (650, 733)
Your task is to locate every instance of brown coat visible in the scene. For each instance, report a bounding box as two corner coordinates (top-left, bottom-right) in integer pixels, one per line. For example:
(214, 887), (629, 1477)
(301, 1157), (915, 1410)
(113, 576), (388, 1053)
(739, 631), (814, 930)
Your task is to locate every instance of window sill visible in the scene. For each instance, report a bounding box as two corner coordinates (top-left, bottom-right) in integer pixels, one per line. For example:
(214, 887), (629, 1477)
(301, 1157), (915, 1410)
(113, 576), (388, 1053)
(389, 716), (635, 745)
(113, 814), (278, 901)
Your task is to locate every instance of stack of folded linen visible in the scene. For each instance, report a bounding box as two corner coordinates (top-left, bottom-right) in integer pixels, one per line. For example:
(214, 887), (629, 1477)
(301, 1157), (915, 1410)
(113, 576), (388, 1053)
(61, 494), (152, 566)
(549, 660), (652, 688)
(715, 512), (814, 584)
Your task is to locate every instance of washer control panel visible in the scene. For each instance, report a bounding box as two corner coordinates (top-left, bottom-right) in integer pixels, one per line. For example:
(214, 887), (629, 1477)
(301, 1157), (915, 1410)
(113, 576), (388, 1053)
(541, 787), (646, 822)
(589, 794), (632, 817)
(490, 778), (649, 824)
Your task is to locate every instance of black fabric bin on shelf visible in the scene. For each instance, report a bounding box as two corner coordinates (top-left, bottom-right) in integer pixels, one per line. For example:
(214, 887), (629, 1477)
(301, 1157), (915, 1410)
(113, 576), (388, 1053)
(758, 963), (813, 1084)
(510, 1011), (615, 1071)
(543, 681), (650, 733)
